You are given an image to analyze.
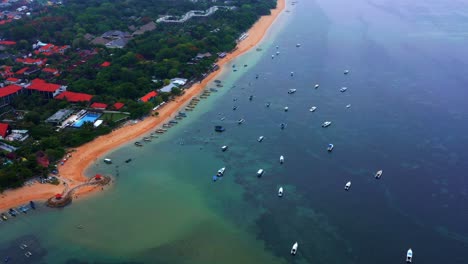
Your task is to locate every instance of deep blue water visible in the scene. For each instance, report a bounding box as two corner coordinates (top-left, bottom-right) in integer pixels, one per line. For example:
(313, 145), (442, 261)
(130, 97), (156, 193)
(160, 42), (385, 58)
(1, 0), (468, 263)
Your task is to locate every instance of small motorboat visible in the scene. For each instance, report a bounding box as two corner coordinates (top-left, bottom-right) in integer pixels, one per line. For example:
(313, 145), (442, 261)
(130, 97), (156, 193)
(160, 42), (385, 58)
(344, 69), (349, 75)
(104, 158), (112, 164)
(276, 45), (279, 49)
(215, 125), (225, 132)
(134, 142), (143, 147)
(217, 167), (226, 177)
(309, 106), (317, 112)
(125, 158), (132, 163)
(340, 87), (348, 92)
(327, 144), (334, 152)
(296, 43), (301, 47)
(322, 121), (332, 127)
(280, 155), (284, 164)
(249, 95), (253, 101)
(238, 118), (245, 124)
(276, 51), (280, 55)
(284, 106), (289, 112)
(233, 106), (237, 110)
(169, 120), (178, 124)
(288, 89), (297, 94)
(346, 104), (351, 108)
(375, 170), (383, 179)
(344, 181), (351, 191)
(29, 201), (35, 210)
(266, 102), (271, 107)
(8, 209), (17, 217)
(221, 146), (228, 152)
(257, 169), (264, 177)
(314, 84), (319, 89)
(278, 187), (283, 197)
(280, 123), (286, 130)
(258, 136), (264, 142)
(290, 71), (294, 76)
(406, 248), (413, 263)
(291, 242), (298, 255)
(244, 64), (248, 67)
(1, 213), (7, 220)
(143, 137), (151, 142)
(271, 54), (275, 59)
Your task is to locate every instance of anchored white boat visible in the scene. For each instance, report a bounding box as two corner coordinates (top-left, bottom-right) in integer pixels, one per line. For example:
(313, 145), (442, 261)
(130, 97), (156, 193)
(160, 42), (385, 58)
(345, 181), (351, 191)
(296, 43), (301, 47)
(290, 71), (294, 76)
(217, 167), (226, 177)
(276, 51), (280, 55)
(346, 104), (351, 108)
(406, 248), (413, 263)
(221, 145), (228, 152)
(375, 170), (383, 179)
(278, 187), (283, 197)
(327, 144), (334, 152)
(238, 118), (245, 124)
(291, 242), (298, 255)
(322, 121), (332, 127)
(103, 158), (112, 164)
(314, 84), (319, 89)
(258, 136), (264, 142)
(280, 155), (284, 164)
(288, 89), (297, 94)
(309, 106), (317, 112)
(257, 169), (264, 177)
(271, 54), (275, 59)
(344, 69), (349, 75)
(284, 106), (289, 112)
(340, 87), (348, 92)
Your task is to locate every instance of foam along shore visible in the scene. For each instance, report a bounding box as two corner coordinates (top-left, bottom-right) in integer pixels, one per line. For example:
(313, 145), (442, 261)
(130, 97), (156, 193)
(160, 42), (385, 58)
(0, 0), (286, 211)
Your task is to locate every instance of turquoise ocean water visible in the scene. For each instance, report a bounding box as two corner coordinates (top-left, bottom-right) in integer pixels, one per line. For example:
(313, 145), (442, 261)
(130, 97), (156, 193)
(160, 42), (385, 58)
(1, 0), (468, 263)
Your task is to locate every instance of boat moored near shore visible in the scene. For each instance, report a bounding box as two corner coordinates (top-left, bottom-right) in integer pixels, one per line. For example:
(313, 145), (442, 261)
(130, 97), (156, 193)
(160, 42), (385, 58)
(406, 248), (413, 263)
(327, 144), (334, 152)
(257, 169), (264, 177)
(322, 121), (332, 127)
(375, 170), (383, 179)
(103, 158), (112, 164)
(291, 242), (298, 255)
(280, 155), (284, 164)
(278, 187), (283, 197)
(345, 181), (351, 191)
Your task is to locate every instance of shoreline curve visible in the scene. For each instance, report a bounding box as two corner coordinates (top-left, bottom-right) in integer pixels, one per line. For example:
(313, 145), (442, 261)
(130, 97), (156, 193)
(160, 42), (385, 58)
(0, 0), (286, 211)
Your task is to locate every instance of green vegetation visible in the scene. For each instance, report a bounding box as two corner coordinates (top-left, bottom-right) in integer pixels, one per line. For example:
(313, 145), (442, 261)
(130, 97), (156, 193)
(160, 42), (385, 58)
(0, 0), (277, 190)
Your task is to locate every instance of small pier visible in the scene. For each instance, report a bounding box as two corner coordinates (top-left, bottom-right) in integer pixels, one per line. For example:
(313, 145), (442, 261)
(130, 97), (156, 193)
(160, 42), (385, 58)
(46, 175), (111, 208)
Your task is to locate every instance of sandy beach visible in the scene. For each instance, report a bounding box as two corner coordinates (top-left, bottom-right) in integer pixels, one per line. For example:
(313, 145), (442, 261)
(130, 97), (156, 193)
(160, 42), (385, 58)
(0, 0), (286, 211)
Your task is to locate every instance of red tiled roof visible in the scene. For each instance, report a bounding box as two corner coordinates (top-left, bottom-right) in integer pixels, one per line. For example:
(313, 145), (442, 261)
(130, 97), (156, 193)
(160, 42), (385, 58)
(15, 67), (29, 75)
(0, 85), (22, 98)
(0, 40), (16, 45)
(0, 123), (9, 138)
(55, 91), (93, 102)
(27, 78), (61, 92)
(113, 102), (124, 110)
(101, 61), (111, 67)
(42, 68), (59, 73)
(140, 91), (158, 102)
(6, 77), (19, 83)
(0, 20), (12, 25)
(16, 58), (47, 65)
(90, 102), (108, 109)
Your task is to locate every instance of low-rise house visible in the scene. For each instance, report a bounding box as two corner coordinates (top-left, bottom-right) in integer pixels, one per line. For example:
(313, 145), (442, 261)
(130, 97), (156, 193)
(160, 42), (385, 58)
(90, 102), (107, 110)
(5, 77), (20, 84)
(16, 57), (47, 66)
(159, 78), (188, 92)
(195, 52), (212, 60)
(112, 102), (125, 110)
(42, 68), (60, 76)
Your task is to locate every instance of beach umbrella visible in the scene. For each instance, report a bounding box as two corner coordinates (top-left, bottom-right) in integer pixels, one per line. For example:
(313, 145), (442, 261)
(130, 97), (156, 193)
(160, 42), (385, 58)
(95, 174), (102, 180)
(55, 194), (62, 200)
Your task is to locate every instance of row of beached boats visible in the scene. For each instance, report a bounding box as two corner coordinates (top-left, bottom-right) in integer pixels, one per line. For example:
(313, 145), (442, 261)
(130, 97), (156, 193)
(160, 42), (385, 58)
(0, 201), (36, 222)
(134, 112), (188, 147)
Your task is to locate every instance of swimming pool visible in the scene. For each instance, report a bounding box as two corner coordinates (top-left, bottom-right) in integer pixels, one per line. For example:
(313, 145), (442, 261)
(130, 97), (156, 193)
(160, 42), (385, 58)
(72, 113), (101, 127)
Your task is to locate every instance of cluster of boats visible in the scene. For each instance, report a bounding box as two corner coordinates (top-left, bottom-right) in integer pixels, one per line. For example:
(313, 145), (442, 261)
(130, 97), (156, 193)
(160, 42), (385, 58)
(134, 112), (188, 147)
(0, 201), (36, 222)
(186, 97), (200, 111)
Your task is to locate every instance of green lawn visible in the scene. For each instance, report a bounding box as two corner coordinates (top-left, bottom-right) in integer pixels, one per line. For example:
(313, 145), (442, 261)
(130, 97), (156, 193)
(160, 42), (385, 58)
(101, 113), (129, 122)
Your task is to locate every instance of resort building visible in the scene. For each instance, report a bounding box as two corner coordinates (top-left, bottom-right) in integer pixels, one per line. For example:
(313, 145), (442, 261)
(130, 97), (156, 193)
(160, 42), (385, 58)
(0, 122), (11, 139)
(90, 102), (108, 110)
(159, 78), (188, 92)
(46, 109), (74, 126)
(0, 84), (22, 105)
(26, 78), (66, 99)
(112, 102), (125, 110)
(140, 91), (158, 102)
(55, 91), (93, 103)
